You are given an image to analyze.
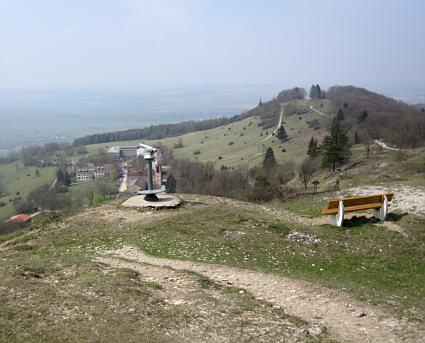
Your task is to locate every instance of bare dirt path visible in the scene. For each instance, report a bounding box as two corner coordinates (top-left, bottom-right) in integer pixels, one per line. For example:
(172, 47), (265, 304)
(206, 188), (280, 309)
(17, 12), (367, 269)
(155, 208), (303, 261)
(309, 105), (331, 118)
(257, 106), (284, 144)
(374, 140), (405, 151)
(101, 245), (423, 343)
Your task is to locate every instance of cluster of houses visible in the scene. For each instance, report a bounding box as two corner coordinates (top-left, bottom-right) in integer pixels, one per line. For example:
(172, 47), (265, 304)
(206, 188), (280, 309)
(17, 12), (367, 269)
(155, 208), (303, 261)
(68, 144), (170, 193)
(125, 160), (170, 194)
(107, 143), (171, 194)
(63, 162), (115, 182)
(76, 166), (108, 182)
(4, 145), (172, 226)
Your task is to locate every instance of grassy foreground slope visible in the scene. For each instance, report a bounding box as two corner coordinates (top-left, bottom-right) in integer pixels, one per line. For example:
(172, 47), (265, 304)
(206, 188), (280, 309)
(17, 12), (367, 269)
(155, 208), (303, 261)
(0, 193), (424, 341)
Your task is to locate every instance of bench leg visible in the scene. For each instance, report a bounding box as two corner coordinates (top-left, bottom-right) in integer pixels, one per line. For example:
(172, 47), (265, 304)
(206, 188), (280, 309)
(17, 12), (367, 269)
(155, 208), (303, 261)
(330, 200), (344, 227)
(373, 195), (389, 222)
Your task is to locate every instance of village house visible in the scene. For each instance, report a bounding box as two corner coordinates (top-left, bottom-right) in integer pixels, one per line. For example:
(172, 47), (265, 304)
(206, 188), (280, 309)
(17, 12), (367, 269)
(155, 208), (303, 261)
(76, 166), (106, 182)
(127, 171), (143, 184)
(127, 177), (147, 194)
(126, 165), (167, 190)
(107, 144), (166, 160)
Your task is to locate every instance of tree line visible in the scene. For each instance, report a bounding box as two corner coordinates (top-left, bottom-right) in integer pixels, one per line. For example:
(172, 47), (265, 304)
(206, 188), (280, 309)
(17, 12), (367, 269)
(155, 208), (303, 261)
(72, 87), (309, 147)
(163, 145), (295, 202)
(72, 117), (241, 146)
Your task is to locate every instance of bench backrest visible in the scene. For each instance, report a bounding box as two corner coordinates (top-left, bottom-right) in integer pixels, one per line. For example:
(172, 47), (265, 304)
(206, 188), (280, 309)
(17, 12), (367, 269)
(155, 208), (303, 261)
(326, 193), (393, 210)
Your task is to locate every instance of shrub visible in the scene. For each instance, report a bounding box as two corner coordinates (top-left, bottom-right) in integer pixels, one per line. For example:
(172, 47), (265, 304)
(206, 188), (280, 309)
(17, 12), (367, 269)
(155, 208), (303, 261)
(93, 194), (105, 206)
(173, 138), (184, 149)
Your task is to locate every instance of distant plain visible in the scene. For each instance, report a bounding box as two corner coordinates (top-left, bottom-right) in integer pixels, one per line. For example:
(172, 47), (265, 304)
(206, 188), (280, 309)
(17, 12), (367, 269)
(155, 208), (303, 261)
(0, 88), (268, 150)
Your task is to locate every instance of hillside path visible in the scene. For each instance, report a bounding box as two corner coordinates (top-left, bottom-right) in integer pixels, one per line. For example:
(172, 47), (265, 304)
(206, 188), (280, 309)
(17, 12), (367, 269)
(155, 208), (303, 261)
(309, 105), (331, 118)
(374, 140), (405, 151)
(101, 245), (423, 343)
(257, 106), (284, 144)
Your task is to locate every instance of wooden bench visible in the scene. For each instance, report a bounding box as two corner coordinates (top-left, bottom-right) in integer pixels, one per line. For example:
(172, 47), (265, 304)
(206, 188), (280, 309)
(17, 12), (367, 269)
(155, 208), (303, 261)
(320, 193), (393, 226)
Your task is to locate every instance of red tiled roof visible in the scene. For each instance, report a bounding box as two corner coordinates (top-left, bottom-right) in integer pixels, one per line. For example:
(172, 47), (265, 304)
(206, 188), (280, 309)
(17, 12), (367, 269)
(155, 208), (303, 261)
(6, 214), (32, 223)
(127, 171), (141, 176)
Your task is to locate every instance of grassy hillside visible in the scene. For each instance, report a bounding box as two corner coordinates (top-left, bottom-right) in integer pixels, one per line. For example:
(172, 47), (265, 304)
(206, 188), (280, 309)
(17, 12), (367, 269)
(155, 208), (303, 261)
(3, 86), (425, 222)
(0, 161), (56, 221)
(327, 86), (425, 148)
(86, 99), (332, 169)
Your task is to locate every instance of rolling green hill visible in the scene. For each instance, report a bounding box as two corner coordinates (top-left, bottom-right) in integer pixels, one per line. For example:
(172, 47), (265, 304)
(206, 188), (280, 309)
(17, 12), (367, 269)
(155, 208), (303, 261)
(1, 86), (425, 341)
(2, 85), (425, 222)
(87, 99), (332, 169)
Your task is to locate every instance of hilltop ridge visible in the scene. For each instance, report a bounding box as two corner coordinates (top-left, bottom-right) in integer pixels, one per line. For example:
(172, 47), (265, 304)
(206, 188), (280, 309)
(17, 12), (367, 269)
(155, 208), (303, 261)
(73, 85), (425, 150)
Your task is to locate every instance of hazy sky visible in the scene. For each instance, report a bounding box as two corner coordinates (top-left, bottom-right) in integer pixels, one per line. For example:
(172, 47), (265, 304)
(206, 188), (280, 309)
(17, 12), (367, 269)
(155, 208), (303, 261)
(1, 0), (424, 92)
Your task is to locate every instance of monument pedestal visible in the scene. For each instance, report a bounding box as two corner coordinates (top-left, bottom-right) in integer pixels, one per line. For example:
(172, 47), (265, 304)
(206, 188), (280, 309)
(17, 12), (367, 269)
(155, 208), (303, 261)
(138, 189), (166, 201)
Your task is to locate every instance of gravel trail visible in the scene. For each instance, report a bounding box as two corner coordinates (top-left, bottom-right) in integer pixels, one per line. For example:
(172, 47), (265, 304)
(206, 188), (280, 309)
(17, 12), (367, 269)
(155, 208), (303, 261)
(103, 245), (424, 343)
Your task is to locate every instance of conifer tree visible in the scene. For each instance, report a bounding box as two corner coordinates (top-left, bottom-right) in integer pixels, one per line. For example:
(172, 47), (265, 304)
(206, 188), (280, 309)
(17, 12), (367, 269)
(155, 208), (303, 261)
(358, 110), (368, 123)
(354, 131), (360, 144)
(307, 137), (319, 158)
(337, 108), (344, 121)
(64, 172), (71, 186)
(276, 125), (288, 141)
(56, 170), (65, 184)
(309, 84), (323, 99)
(165, 175), (177, 193)
(263, 147), (277, 170)
(320, 120), (351, 171)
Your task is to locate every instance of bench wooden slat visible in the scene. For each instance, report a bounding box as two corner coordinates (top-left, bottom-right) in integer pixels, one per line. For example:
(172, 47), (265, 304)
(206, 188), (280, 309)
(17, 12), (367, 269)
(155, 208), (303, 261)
(320, 202), (384, 215)
(320, 193), (393, 226)
(320, 193), (393, 214)
(324, 193), (393, 210)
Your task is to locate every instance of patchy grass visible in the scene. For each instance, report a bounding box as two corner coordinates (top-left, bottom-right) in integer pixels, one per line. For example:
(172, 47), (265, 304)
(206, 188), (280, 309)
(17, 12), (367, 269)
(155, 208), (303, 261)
(0, 214), (334, 342)
(117, 204), (425, 322)
(13, 199), (421, 324)
(280, 192), (333, 218)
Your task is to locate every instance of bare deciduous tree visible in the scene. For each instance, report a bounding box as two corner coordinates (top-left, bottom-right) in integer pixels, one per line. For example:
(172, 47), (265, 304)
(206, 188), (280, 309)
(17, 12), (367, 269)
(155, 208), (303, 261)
(299, 157), (318, 190)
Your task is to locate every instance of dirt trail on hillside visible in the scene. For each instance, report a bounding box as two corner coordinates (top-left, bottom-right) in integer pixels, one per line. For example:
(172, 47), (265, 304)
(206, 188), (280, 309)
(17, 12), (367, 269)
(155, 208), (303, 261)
(257, 107), (284, 144)
(101, 245), (423, 343)
(309, 105), (331, 118)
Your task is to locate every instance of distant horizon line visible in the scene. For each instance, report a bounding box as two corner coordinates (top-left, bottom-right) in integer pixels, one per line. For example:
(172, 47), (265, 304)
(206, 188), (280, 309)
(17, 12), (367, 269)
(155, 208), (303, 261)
(0, 83), (424, 104)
